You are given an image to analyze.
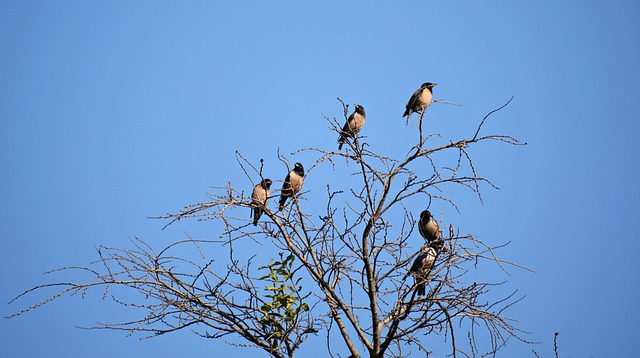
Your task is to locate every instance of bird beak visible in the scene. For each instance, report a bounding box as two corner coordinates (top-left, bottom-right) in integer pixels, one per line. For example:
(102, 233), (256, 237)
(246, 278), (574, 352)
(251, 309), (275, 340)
(432, 83), (437, 87)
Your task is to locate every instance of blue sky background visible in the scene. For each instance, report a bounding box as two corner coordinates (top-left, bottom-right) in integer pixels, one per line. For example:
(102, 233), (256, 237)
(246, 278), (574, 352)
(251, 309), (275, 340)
(1, 1), (639, 357)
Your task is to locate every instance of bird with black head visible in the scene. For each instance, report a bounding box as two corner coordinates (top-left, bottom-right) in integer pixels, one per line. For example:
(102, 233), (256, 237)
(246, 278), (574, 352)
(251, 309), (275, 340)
(403, 243), (439, 296)
(403, 82), (437, 122)
(250, 178), (273, 226)
(418, 209), (447, 253)
(338, 104), (366, 150)
(279, 163), (305, 210)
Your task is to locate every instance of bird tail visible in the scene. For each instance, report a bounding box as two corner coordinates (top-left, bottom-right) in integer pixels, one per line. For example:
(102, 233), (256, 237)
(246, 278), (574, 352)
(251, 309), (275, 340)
(417, 283), (425, 296)
(403, 111), (412, 125)
(252, 208), (260, 226)
(338, 132), (346, 150)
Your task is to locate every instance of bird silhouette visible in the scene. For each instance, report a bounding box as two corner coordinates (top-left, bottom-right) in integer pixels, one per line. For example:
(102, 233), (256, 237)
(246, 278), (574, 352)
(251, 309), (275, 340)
(403, 243), (438, 296)
(418, 209), (447, 252)
(403, 82), (437, 121)
(338, 104), (366, 150)
(279, 163), (305, 210)
(250, 179), (272, 226)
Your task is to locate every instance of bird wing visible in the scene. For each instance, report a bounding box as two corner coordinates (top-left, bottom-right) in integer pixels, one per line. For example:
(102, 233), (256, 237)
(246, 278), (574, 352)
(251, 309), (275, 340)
(406, 87), (423, 111)
(281, 173), (293, 195)
(409, 252), (427, 274)
(250, 184), (262, 222)
(340, 115), (354, 138)
(418, 218), (427, 241)
(278, 173), (294, 209)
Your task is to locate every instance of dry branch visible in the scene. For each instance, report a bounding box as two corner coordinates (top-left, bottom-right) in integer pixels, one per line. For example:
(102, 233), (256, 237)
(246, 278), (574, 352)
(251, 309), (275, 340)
(9, 97), (529, 358)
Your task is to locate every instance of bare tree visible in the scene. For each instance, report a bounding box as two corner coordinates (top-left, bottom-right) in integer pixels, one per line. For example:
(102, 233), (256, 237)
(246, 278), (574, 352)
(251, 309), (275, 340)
(8, 96), (530, 357)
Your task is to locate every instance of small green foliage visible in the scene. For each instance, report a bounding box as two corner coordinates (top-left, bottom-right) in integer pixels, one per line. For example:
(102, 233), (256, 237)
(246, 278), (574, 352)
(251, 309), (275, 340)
(257, 253), (316, 354)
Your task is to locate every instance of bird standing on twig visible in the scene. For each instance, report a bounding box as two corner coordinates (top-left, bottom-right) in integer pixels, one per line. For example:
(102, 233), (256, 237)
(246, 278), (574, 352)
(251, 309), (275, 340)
(279, 163), (305, 210)
(418, 209), (447, 252)
(338, 104), (366, 150)
(403, 244), (438, 296)
(403, 82), (437, 122)
(250, 179), (272, 226)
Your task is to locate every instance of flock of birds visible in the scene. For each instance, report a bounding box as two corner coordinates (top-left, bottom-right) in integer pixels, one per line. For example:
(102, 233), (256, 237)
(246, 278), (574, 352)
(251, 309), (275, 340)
(249, 82), (443, 296)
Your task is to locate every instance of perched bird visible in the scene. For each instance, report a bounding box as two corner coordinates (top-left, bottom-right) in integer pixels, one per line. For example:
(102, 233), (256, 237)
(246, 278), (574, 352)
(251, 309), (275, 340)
(278, 162), (305, 210)
(338, 104), (366, 150)
(403, 82), (437, 121)
(250, 178), (273, 226)
(403, 244), (438, 296)
(418, 209), (446, 252)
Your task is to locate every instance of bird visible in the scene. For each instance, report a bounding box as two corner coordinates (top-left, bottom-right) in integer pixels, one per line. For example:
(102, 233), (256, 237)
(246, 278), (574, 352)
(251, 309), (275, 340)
(250, 178), (272, 226)
(278, 162), (305, 210)
(418, 209), (447, 252)
(338, 104), (366, 150)
(403, 82), (437, 121)
(403, 243), (438, 296)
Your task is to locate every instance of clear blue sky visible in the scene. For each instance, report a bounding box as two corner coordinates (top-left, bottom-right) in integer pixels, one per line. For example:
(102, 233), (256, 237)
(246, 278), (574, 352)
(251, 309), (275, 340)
(1, 1), (639, 357)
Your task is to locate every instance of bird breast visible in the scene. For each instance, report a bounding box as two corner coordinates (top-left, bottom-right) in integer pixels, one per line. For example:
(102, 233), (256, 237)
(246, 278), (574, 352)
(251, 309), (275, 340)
(419, 89), (433, 108)
(289, 172), (304, 193)
(419, 217), (440, 242)
(425, 219), (438, 234)
(349, 113), (366, 133)
(252, 186), (269, 204)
